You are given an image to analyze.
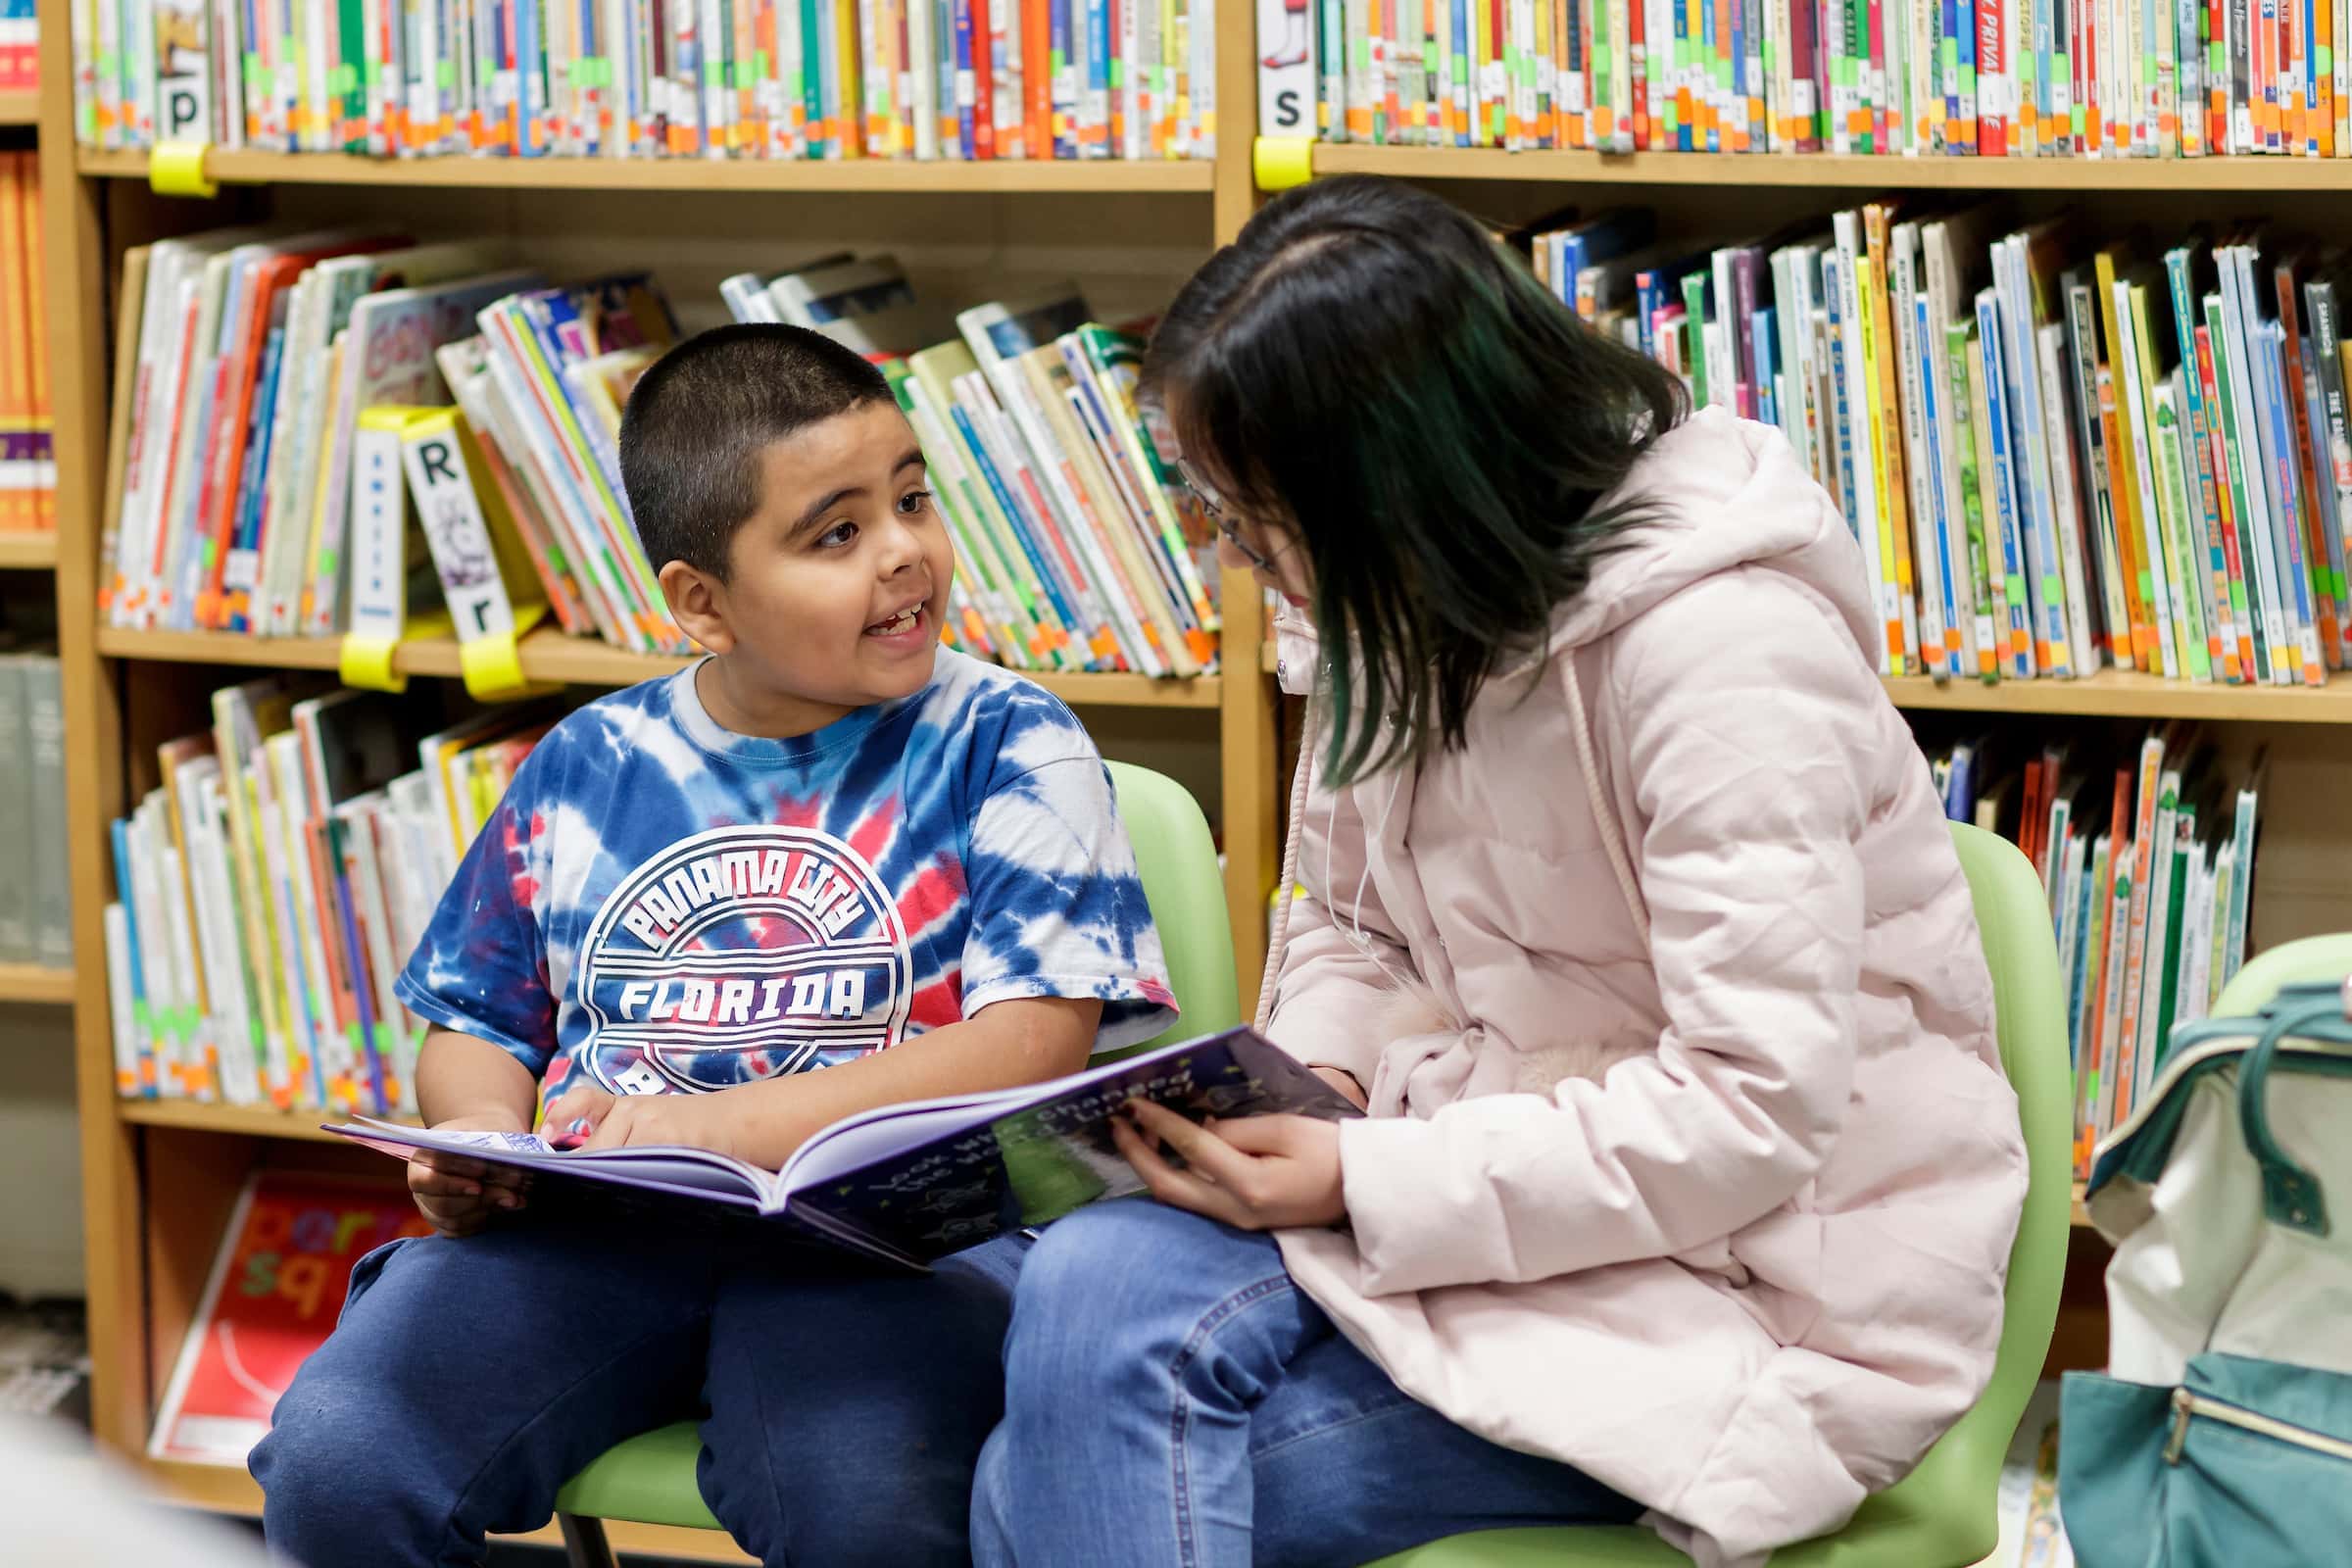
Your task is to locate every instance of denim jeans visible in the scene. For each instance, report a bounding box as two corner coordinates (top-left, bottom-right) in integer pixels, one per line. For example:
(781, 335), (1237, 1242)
(251, 1216), (1023, 1568)
(972, 1202), (1642, 1568)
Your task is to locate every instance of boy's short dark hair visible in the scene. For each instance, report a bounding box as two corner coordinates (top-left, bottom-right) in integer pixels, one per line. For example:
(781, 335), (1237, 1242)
(619, 323), (895, 580)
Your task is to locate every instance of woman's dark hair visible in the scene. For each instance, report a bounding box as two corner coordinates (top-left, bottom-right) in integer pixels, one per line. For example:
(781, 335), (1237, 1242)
(1145, 174), (1687, 784)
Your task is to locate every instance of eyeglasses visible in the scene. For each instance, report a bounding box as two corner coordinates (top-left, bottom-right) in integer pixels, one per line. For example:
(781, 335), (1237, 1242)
(1176, 458), (1291, 575)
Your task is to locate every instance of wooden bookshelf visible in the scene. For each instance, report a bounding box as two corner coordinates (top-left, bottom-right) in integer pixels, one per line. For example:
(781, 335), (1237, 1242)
(94, 625), (1226, 710)
(0, 531), (58, 568)
(0, 89), (35, 126)
(75, 146), (1217, 195)
(114, 1099), (413, 1143)
(1884, 670), (2352, 723)
(0, 960), (75, 1004)
(1313, 142), (2352, 193)
(1262, 632), (2352, 724)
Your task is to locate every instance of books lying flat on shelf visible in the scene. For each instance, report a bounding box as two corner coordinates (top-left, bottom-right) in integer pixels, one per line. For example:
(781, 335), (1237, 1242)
(76, 0), (1216, 161)
(719, 260), (1223, 677)
(104, 678), (557, 1111)
(150, 1172), (429, 1466)
(331, 1027), (1361, 1268)
(1263, 0), (2352, 160)
(1925, 723), (2263, 1173)
(0, 150), (52, 534)
(1535, 204), (2352, 688)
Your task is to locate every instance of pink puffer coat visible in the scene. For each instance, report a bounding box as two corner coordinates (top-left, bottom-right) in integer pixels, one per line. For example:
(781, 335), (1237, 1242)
(1263, 408), (2029, 1568)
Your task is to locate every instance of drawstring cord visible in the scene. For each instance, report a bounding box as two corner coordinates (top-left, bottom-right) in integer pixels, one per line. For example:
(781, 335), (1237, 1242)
(1256, 651), (1648, 1031)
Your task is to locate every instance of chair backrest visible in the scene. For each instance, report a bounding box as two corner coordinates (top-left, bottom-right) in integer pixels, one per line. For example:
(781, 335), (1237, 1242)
(2210, 932), (2352, 1020)
(1903, 823), (2075, 1556)
(1104, 761), (1242, 1052)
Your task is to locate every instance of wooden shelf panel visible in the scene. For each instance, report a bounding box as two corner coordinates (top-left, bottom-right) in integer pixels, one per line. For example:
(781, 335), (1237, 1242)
(0, 90), (35, 127)
(95, 625), (1224, 709)
(1883, 670), (2352, 722)
(0, 961), (76, 1004)
(0, 531), (58, 569)
(76, 146), (1213, 194)
(1314, 143), (2352, 193)
(115, 1099), (396, 1143)
(145, 1460), (755, 1561)
(1266, 645), (2352, 722)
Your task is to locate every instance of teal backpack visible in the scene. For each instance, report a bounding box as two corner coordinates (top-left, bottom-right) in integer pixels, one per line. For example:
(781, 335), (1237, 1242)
(2060, 980), (2352, 1567)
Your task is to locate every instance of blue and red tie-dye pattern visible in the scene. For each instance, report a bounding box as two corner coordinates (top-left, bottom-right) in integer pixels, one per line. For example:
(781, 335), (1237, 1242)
(393, 647), (1176, 1102)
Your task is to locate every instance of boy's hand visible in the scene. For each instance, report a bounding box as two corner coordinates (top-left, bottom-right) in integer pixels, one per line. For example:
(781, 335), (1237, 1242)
(545, 1084), (756, 1161)
(409, 1113), (531, 1238)
(1112, 1099), (1348, 1231)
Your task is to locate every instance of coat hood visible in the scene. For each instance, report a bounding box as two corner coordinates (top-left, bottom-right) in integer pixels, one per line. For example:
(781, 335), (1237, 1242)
(1534, 407), (1882, 663)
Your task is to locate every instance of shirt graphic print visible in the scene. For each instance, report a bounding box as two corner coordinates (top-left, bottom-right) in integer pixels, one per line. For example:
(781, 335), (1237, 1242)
(396, 648), (1176, 1100)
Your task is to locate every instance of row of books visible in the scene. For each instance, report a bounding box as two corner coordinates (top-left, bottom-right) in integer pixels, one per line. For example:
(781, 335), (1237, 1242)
(722, 256), (1222, 677)
(0, 151), (54, 535)
(0, 0), (32, 92)
(0, 649), (72, 972)
(1257, 0), (2352, 158)
(1530, 205), (2352, 685)
(76, 0), (1216, 160)
(1931, 723), (2260, 1170)
(99, 228), (699, 661)
(103, 677), (557, 1113)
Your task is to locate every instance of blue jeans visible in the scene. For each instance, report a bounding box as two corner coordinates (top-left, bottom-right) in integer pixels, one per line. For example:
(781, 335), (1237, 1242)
(252, 1216), (1022, 1568)
(972, 1202), (1642, 1568)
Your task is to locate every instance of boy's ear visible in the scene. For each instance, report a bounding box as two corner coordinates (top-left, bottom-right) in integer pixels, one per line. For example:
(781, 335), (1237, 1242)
(659, 561), (734, 654)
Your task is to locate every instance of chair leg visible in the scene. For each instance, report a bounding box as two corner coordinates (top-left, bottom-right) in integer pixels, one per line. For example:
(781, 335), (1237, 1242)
(557, 1512), (619, 1568)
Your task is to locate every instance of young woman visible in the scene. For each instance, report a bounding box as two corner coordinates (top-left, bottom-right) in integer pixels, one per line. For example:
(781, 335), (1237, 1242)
(970, 175), (2030, 1568)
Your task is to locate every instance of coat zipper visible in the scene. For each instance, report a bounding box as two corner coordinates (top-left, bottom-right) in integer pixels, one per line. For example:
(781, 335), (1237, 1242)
(2164, 1386), (2352, 1465)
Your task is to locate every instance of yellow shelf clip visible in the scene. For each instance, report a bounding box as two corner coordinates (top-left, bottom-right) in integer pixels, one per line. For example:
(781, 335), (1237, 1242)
(149, 141), (220, 199)
(1252, 136), (1315, 193)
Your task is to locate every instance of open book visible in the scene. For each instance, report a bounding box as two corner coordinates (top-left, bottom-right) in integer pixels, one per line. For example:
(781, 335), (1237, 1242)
(329, 1028), (1358, 1270)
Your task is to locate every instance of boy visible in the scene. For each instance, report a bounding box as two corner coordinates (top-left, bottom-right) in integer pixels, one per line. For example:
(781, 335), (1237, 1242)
(253, 325), (1175, 1568)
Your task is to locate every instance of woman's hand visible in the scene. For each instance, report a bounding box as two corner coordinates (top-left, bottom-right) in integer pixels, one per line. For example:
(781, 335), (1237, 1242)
(408, 1113), (530, 1238)
(545, 1085), (753, 1160)
(1112, 1099), (1348, 1230)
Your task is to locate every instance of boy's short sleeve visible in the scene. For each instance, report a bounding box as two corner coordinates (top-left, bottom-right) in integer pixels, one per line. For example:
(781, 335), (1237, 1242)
(960, 728), (1176, 1053)
(392, 790), (557, 1078)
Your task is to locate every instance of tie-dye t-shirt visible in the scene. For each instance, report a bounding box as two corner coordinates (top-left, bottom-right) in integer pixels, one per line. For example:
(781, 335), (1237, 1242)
(394, 648), (1176, 1100)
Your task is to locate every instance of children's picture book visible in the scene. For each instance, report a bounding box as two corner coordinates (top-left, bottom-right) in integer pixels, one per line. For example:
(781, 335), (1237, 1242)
(149, 1172), (431, 1466)
(330, 1027), (1358, 1269)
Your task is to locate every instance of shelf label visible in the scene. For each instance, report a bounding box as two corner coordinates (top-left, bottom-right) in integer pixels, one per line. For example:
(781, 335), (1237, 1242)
(1252, 136), (1314, 192)
(149, 141), (220, 199)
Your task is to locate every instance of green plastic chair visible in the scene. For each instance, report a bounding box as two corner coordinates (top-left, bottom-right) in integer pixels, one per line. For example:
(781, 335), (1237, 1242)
(2209, 931), (2352, 1019)
(1367, 822), (2075, 1568)
(549, 760), (1243, 1567)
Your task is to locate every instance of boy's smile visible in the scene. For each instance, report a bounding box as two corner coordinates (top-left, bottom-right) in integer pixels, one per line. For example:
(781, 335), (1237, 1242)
(659, 400), (956, 740)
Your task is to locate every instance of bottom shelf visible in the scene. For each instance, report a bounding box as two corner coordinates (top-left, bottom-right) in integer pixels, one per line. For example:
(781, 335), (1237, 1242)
(144, 1460), (756, 1563)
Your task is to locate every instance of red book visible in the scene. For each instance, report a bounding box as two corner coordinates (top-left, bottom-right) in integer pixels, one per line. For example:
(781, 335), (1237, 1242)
(973, 0), (998, 157)
(1024, 0), (1051, 156)
(149, 1172), (429, 1465)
